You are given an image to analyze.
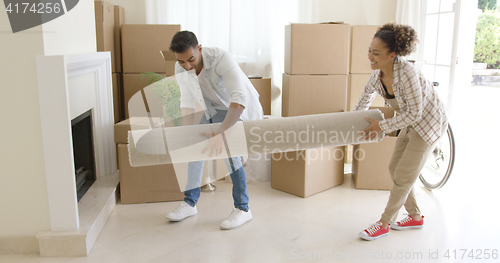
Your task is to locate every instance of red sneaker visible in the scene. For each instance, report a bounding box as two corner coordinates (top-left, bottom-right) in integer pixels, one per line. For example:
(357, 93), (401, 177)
(359, 222), (389, 241)
(390, 215), (424, 230)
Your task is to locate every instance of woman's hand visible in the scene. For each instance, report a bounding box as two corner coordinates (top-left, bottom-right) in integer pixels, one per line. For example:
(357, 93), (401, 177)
(359, 117), (382, 141)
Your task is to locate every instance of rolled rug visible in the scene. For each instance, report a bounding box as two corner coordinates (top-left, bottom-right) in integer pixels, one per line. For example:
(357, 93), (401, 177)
(127, 109), (385, 167)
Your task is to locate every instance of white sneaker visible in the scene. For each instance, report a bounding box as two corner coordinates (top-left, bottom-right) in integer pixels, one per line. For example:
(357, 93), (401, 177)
(220, 208), (252, 230)
(166, 202), (198, 221)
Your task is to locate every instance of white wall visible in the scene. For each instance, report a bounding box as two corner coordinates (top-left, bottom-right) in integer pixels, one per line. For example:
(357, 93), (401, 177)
(317, 0), (397, 26)
(42, 0), (97, 55)
(101, 0), (397, 28)
(0, 0), (96, 237)
(102, 0), (148, 24)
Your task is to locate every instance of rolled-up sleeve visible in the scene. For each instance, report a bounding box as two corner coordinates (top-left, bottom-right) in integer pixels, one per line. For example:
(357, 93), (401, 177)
(214, 53), (249, 108)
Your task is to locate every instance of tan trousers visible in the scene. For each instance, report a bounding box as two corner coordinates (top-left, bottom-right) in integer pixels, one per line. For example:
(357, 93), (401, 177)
(381, 99), (447, 223)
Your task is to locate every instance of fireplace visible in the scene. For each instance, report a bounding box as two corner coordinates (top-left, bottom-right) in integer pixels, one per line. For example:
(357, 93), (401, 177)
(36, 52), (118, 256)
(71, 110), (96, 202)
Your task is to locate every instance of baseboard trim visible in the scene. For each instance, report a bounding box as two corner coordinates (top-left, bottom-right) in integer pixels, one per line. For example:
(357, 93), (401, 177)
(0, 235), (39, 254)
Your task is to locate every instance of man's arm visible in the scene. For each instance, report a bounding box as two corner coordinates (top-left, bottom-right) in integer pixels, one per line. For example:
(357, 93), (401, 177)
(200, 102), (244, 156)
(214, 103), (244, 135)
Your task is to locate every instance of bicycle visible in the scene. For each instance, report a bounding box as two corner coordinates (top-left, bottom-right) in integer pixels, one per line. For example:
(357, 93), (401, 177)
(404, 61), (456, 190)
(418, 81), (456, 190)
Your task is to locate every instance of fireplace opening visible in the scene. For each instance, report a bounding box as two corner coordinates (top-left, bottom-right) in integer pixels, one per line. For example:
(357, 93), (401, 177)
(71, 110), (96, 202)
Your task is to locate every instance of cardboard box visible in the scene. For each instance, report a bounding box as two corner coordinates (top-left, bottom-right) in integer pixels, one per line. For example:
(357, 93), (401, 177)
(351, 135), (397, 190)
(117, 144), (185, 204)
(271, 146), (345, 197)
(122, 24), (181, 73)
(114, 117), (165, 144)
(350, 25), (379, 74)
(122, 73), (165, 119)
(114, 5), (125, 72)
(115, 117), (229, 181)
(249, 78), (271, 115)
(95, 1), (116, 72)
(348, 74), (386, 111)
(160, 50), (177, 77)
(285, 23), (350, 75)
(118, 144), (231, 204)
(112, 73), (123, 123)
(282, 74), (347, 117)
(344, 106), (396, 164)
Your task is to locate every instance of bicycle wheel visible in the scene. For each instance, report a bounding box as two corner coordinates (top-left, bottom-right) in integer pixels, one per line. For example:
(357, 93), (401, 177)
(419, 123), (455, 190)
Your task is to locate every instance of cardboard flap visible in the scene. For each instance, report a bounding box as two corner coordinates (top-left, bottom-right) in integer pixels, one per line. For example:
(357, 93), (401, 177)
(320, 21), (345, 24)
(160, 50), (177, 61)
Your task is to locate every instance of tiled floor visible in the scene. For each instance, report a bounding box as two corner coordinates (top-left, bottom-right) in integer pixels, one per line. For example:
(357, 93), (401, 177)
(1, 85), (499, 263)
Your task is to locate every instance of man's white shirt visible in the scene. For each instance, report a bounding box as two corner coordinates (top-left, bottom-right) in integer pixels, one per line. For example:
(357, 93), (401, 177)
(175, 47), (264, 121)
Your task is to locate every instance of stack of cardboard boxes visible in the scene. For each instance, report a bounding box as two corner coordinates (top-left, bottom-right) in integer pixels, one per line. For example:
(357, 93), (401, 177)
(347, 25), (398, 190)
(114, 117), (228, 203)
(345, 25), (386, 164)
(272, 23), (350, 197)
(348, 25), (386, 111)
(95, 3), (185, 204)
(96, 2), (274, 202)
(114, 118), (184, 203)
(95, 1), (125, 124)
(115, 23), (187, 204)
(121, 24), (180, 119)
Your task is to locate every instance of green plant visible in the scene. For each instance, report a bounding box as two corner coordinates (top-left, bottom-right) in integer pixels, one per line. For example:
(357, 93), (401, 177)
(474, 10), (500, 69)
(141, 72), (182, 126)
(478, 0), (497, 11)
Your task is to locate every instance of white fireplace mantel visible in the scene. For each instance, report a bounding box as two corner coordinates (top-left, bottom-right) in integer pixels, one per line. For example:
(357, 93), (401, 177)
(37, 52), (117, 232)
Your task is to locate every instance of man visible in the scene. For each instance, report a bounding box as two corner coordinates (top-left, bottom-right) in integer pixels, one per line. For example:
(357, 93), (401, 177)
(165, 31), (263, 230)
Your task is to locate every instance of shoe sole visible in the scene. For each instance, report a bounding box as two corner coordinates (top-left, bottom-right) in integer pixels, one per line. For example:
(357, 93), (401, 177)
(390, 225), (423, 230)
(166, 212), (198, 222)
(220, 217), (252, 230)
(358, 231), (389, 241)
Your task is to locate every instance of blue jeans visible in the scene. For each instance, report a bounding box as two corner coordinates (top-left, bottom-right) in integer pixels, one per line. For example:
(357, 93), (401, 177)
(183, 109), (249, 211)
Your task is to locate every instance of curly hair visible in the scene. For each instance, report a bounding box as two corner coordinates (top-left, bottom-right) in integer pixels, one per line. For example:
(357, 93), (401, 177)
(374, 23), (418, 57)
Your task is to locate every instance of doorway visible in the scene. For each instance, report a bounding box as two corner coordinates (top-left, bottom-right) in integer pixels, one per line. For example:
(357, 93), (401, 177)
(418, 0), (479, 115)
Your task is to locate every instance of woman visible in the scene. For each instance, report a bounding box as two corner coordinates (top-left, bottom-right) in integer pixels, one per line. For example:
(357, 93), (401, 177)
(354, 23), (448, 241)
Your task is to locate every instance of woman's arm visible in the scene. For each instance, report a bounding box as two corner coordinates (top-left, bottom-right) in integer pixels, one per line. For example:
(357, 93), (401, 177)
(353, 72), (379, 111)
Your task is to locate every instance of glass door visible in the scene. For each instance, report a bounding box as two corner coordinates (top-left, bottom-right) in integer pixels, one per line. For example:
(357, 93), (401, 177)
(419, 0), (478, 114)
(420, 0), (458, 107)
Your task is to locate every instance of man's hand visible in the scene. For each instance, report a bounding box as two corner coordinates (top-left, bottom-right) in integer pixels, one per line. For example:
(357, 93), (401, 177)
(199, 103), (244, 157)
(359, 117), (382, 141)
(200, 131), (226, 157)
